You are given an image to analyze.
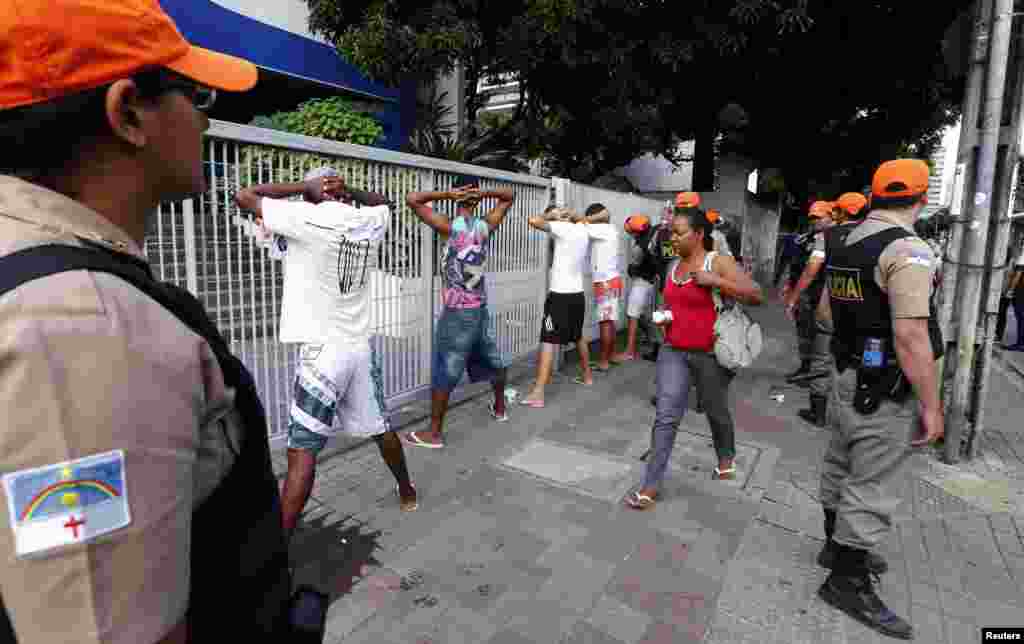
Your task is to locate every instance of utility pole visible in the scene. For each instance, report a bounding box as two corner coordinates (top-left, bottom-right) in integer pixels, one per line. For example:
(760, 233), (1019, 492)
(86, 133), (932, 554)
(967, 4), (1024, 458)
(946, 0), (1015, 464)
(940, 0), (992, 429)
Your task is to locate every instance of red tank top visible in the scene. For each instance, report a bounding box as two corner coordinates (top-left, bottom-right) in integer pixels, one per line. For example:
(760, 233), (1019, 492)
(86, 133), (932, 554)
(663, 260), (716, 352)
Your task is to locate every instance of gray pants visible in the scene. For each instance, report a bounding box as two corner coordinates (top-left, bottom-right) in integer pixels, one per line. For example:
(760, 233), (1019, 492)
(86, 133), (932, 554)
(819, 368), (916, 551)
(808, 318), (835, 398)
(795, 291), (816, 360)
(642, 347), (735, 490)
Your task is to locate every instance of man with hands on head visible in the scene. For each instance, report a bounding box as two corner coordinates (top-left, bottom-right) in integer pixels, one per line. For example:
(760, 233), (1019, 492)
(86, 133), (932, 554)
(401, 176), (515, 448)
(235, 166), (420, 529)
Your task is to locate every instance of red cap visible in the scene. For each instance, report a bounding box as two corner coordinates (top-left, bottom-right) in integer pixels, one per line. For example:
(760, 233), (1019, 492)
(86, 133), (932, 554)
(0, 0), (258, 110)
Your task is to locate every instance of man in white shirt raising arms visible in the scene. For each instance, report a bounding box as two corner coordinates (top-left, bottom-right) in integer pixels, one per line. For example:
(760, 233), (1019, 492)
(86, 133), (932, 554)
(235, 167), (419, 540)
(584, 203), (623, 371)
(520, 206), (595, 407)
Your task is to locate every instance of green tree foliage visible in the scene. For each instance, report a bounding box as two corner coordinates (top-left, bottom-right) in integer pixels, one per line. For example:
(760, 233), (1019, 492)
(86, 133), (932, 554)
(306, 0), (972, 194)
(252, 96), (384, 146)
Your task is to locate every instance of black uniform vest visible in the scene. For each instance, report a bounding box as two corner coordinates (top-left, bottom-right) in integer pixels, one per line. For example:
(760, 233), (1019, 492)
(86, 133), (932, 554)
(629, 227), (660, 283)
(789, 232), (814, 286)
(0, 244), (293, 641)
(824, 224), (944, 366)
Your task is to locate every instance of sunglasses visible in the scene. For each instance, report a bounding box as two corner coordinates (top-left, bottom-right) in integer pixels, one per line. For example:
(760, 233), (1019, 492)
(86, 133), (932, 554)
(164, 80), (217, 112)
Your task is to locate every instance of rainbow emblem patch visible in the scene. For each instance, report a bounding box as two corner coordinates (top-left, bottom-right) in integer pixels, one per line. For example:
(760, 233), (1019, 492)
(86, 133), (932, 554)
(3, 450), (131, 558)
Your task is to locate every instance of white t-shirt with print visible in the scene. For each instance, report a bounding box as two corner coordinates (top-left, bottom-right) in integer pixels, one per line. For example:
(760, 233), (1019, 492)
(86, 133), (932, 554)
(261, 197), (389, 345)
(548, 221), (591, 293)
(586, 223), (621, 283)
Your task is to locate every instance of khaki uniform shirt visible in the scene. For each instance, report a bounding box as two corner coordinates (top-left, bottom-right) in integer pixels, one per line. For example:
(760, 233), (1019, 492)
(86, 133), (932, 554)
(815, 212), (935, 325)
(0, 176), (241, 643)
(844, 210), (936, 318)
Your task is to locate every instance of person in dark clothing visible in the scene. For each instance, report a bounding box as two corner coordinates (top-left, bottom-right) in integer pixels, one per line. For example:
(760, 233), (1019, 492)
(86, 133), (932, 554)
(616, 214), (659, 361)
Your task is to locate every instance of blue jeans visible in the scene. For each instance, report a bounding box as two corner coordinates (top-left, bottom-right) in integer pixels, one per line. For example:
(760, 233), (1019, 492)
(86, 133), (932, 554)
(432, 306), (506, 392)
(642, 347), (736, 490)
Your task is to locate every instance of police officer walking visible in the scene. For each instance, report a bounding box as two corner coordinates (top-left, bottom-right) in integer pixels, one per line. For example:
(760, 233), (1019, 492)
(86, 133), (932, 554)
(781, 206), (823, 384)
(0, 1), (310, 641)
(816, 160), (944, 640)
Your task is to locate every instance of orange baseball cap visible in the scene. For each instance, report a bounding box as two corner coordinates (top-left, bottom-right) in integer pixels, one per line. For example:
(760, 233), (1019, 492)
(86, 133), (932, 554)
(871, 159), (929, 199)
(837, 192), (868, 217)
(675, 192), (701, 208)
(706, 209), (721, 224)
(0, 0), (259, 110)
(624, 215), (650, 234)
(809, 201), (834, 219)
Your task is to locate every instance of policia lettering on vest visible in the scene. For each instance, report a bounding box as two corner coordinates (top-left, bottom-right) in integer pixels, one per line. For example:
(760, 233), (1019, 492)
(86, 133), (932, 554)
(0, 2), (324, 642)
(814, 160), (944, 641)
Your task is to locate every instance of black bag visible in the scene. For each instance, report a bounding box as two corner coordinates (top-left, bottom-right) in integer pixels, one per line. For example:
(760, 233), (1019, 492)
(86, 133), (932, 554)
(0, 243), (323, 642)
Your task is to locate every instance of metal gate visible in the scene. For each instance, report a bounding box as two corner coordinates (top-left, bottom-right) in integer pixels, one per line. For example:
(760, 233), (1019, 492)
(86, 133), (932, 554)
(144, 120), (550, 445)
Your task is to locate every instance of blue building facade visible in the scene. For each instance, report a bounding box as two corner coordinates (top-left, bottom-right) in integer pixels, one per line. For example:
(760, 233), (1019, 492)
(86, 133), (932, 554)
(159, 0), (416, 150)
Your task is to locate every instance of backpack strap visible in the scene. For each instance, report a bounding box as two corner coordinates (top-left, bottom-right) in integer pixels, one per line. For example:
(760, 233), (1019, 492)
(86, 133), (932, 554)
(0, 243), (153, 299)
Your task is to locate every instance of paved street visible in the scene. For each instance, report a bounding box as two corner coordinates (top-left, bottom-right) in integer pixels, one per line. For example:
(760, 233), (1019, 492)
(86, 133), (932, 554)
(273, 293), (1024, 644)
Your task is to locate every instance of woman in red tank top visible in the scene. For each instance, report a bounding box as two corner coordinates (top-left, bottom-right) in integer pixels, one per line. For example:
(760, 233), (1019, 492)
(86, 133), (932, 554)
(626, 207), (763, 510)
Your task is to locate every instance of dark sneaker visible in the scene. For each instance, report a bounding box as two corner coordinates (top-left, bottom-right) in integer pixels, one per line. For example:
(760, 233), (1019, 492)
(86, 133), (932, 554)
(818, 573), (912, 640)
(817, 541), (888, 574)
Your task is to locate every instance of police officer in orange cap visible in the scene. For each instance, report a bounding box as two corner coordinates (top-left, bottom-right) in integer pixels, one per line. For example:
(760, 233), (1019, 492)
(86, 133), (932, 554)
(782, 200), (834, 384)
(816, 160), (945, 639)
(0, 0), (315, 641)
(837, 192), (869, 223)
(618, 215), (659, 361)
(784, 201), (839, 425)
(706, 209), (734, 257)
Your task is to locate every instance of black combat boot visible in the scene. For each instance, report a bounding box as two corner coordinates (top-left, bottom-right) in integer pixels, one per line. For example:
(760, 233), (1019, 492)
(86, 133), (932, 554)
(786, 359), (811, 383)
(798, 394), (828, 427)
(817, 509), (889, 574)
(818, 544), (911, 640)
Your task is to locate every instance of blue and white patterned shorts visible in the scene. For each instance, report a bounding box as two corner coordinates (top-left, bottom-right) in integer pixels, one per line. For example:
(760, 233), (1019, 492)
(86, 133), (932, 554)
(287, 340), (390, 453)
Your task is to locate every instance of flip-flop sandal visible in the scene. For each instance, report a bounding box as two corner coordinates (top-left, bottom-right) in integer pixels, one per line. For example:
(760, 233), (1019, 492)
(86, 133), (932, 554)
(395, 484), (419, 512)
(519, 398), (545, 408)
(714, 466), (737, 480)
(589, 363), (612, 372)
(624, 491), (657, 510)
(404, 431), (444, 449)
(611, 354), (637, 363)
(573, 376), (594, 385)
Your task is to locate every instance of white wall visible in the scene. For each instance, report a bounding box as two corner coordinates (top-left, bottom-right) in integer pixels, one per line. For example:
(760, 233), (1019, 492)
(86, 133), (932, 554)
(613, 141), (695, 192)
(211, 0), (324, 42)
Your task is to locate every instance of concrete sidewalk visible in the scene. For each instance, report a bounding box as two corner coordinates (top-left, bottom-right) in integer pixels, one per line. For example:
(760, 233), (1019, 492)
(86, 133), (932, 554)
(276, 294), (1024, 644)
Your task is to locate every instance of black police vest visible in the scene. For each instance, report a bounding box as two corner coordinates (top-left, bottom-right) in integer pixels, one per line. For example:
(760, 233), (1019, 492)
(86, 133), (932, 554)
(824, 224), (944, 364)
(0, 244), (293, 641)
(629, 228), (660, 283)
(788, 232), (814, 286)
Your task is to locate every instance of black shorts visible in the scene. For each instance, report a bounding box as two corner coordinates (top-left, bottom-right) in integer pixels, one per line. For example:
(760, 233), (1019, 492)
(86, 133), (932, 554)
(540, 291), (586, 345)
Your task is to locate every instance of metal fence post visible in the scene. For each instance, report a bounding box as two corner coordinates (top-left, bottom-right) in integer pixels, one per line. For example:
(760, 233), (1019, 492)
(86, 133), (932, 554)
(182, 198), (199, 296)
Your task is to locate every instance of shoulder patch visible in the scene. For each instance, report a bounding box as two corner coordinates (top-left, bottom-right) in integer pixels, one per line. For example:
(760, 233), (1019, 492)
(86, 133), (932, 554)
(3, 450), (131, 558)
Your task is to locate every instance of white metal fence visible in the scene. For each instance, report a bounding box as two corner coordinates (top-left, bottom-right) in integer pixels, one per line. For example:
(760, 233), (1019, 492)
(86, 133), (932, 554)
(143, 121), (665, 443)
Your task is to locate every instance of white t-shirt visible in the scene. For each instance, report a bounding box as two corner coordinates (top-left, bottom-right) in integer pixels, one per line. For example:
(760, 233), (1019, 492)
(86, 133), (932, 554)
(586, 223), (621, 282)
(548, 221), (591, 293)
(260, 197), (389, 345)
